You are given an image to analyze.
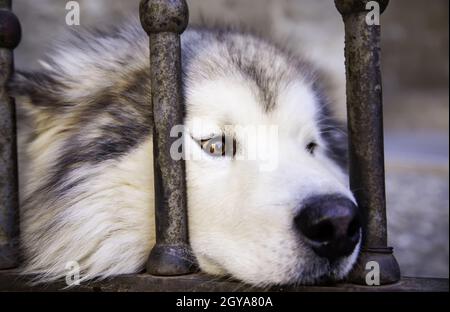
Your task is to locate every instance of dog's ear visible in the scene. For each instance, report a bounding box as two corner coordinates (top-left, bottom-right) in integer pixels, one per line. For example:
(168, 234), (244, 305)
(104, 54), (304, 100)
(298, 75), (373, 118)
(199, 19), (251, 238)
(7, 70), (71, 128)
(7, 70), (63, 109)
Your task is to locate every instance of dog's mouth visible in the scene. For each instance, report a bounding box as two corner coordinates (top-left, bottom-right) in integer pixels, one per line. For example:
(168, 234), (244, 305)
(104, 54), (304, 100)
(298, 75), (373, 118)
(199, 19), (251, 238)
(203, 252), (359, 288)
(288, 237), (362, 286)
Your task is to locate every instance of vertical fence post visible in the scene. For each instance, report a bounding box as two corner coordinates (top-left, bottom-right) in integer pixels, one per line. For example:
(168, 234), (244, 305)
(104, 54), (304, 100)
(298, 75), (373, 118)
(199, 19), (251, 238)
(0, 0), (21, 269)
(139, 0), (197, 275)
(334, 0), (400, 284)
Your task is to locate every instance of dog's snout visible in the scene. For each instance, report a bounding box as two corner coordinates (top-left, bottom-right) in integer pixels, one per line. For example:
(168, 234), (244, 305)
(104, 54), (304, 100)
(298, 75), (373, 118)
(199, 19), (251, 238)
(294, 195), (361, 261)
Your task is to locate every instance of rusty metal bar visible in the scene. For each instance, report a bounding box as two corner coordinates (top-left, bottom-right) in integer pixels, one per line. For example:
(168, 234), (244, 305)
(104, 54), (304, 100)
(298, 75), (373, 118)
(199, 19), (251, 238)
(139, 0), (197, 275)
(0, 0), (21, 269)
(335, 0), (400, 284)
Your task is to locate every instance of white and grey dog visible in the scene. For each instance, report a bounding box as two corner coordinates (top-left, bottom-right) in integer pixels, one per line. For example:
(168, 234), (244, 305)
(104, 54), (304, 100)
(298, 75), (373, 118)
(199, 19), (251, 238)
(8, 21), (361, 286)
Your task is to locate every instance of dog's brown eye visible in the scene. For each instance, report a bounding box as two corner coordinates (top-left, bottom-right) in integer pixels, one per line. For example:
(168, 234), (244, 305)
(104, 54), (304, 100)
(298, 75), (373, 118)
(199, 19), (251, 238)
(201, 135), (237, 157)
(306, 142), (317, 155)
(203, 138), (224, 156)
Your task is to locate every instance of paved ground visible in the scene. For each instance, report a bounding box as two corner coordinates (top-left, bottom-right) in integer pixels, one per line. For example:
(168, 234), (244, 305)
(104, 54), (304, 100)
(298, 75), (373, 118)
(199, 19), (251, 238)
(385, 131), (449, 277)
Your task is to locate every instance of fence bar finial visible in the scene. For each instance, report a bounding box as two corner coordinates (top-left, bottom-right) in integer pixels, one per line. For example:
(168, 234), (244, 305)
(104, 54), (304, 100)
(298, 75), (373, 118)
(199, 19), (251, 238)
(335, 0), (401, 284)
(139, 0), (197, 275)
(0, 0), (21, 269)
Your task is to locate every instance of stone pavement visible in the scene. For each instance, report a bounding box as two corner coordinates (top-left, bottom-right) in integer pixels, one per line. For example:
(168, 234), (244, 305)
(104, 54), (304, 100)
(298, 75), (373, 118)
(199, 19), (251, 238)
(385, 131), (449, 278)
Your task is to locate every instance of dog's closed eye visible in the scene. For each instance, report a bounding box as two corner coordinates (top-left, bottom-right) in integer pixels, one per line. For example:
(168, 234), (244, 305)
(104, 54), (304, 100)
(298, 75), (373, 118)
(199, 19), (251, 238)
(200, 135), (237, 157)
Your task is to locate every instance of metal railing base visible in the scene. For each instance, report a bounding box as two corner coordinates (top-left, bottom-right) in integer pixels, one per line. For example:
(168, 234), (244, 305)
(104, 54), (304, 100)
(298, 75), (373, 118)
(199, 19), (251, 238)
(348, 247), (401, 285)
(146, 244), (198, 276)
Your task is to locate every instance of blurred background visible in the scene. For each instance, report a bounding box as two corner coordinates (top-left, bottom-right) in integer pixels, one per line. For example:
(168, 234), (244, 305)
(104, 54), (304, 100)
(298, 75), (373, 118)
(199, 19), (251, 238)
(12, 0), (449, 278)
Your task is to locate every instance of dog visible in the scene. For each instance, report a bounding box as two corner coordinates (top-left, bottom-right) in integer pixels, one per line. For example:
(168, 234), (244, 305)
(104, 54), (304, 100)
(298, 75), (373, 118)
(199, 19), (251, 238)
(8, 20), (361, 286)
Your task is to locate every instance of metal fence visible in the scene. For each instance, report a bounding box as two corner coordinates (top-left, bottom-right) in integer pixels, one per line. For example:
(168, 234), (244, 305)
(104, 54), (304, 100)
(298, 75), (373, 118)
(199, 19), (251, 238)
(0, 0), (401, 286)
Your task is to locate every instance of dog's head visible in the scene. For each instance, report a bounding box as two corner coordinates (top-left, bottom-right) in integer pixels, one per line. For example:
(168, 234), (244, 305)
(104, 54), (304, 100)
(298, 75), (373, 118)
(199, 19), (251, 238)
(182, 29), (361, 286)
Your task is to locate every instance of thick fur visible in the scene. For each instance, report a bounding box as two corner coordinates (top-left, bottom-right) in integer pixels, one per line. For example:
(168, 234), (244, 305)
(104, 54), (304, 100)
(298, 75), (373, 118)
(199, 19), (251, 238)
(9, 20), (357, 286)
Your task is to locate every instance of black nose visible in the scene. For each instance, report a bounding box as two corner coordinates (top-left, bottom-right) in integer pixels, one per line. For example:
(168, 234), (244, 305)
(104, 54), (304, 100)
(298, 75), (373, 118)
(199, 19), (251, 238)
(294, 194), (361, 261)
